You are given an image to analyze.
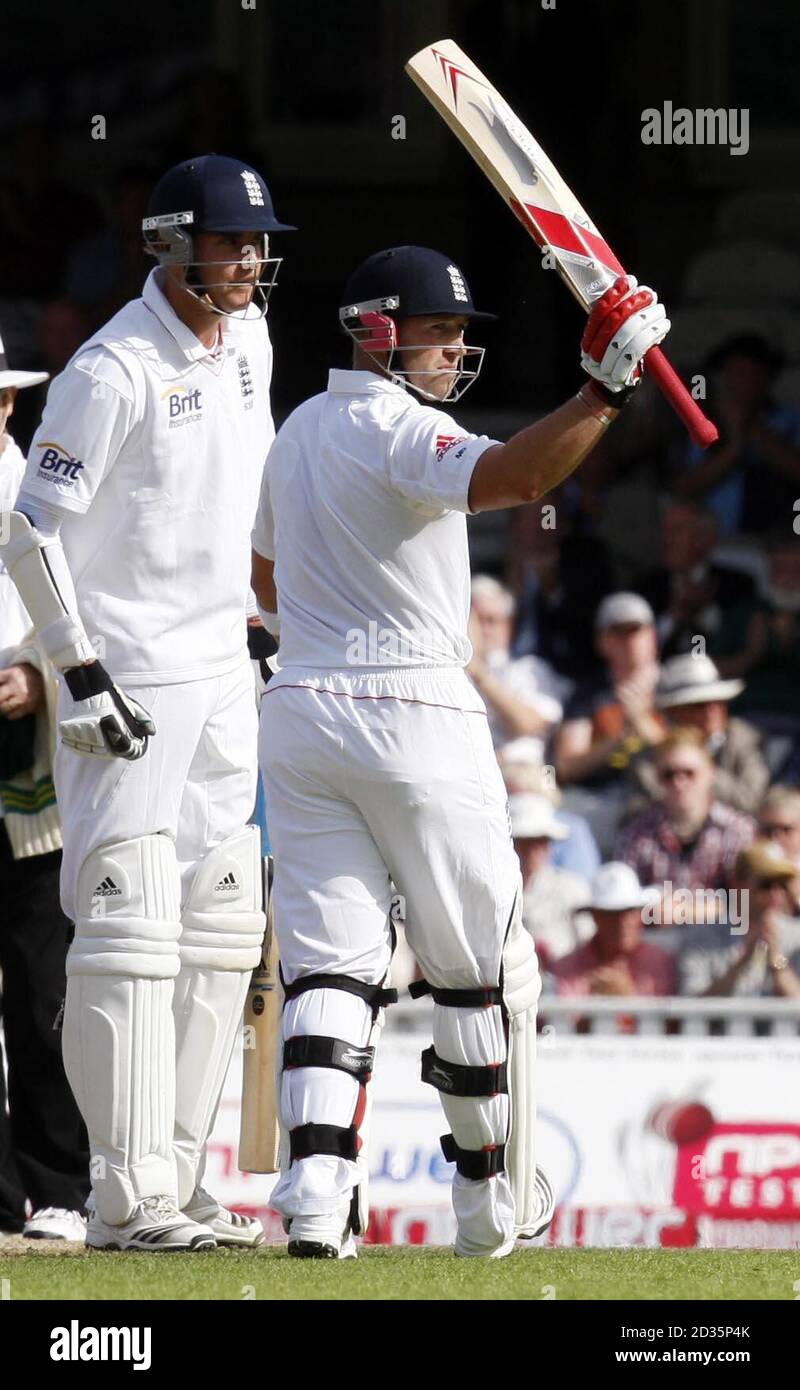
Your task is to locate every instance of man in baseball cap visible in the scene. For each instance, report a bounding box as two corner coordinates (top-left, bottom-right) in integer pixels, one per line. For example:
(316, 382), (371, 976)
(554, 592), (662, 852)
(630, 652), (769, 815)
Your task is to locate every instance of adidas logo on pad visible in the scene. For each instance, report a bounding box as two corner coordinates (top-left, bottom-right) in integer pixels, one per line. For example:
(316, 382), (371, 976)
(93, 877), (122, 897)
(214, 872), (240, 893)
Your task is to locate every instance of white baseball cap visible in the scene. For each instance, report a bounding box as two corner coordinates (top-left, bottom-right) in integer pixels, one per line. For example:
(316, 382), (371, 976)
(584, 862), (648, 911)
(0, 332), (48, 391)
(595, 592), (655, 633)
(508, 794), (568, 841)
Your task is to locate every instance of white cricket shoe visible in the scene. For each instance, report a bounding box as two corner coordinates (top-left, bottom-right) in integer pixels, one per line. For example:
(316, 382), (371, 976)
(182, 1185), (264, 1248)
(455, 1167), (556, 1258)
(23, 1207), (88, 1242)
(86, 1195), (216, 1252)
(287, 1200), (357, 1260)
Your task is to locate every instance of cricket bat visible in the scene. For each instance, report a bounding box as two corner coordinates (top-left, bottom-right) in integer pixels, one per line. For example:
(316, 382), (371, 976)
(406, 39), (718, 449)
(238, 858), (282, 1173)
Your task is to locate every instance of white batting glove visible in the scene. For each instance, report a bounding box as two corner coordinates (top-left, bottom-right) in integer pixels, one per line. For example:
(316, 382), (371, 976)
(60, 662), (156, 760)
(581, 275), (670, 392)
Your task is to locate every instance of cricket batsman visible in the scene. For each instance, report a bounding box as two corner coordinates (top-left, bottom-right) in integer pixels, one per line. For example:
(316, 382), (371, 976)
(251, 245), (669, 1259)
(2, 155), (294, 1251)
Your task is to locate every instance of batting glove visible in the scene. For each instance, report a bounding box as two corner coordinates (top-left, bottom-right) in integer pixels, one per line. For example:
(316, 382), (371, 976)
(581, 275), (670, 394)
(61, 661), (156, 760)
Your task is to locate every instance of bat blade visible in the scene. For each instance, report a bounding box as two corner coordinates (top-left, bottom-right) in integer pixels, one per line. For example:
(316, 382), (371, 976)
(406, 39), (718, 449)
(238, 862), (282, 1174)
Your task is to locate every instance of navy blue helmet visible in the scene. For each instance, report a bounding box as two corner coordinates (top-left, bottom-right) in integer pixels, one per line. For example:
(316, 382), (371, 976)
(143, 154), (296, 317)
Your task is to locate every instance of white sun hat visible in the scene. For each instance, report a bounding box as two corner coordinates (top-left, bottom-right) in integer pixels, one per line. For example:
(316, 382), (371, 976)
(508, 794), (569, 841)
(0, 331), (49, 391)
(585, 862), (649, 911)
(655, 652), (744, 708)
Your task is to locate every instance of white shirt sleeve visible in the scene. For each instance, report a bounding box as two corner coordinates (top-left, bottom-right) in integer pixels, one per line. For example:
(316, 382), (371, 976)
(251, 437), (280, 560)
(385, 404), (499, 517)
(21, 347), (136, 515)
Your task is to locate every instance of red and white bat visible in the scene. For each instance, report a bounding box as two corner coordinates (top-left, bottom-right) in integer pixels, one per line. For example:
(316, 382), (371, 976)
(406, 39), (718, 449)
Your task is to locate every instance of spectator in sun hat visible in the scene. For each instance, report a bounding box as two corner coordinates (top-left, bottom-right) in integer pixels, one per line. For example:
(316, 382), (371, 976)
(508, 793), (592, 968)
(550, 862), (675, 998)
(679, 841), (800, 999)
(629, 652), (769, 815)
(497, 746), (601, 881)
(554, 592), (664, 853)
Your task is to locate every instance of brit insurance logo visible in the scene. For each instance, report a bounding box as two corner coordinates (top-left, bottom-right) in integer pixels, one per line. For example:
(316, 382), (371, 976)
(162, 384), (203, 428)
(35, 441), (84, 486)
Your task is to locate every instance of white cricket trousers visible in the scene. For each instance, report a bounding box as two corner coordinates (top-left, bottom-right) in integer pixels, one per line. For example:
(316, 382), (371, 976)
(54, 660), (259, 1222)
(260, 666), (526, 1255)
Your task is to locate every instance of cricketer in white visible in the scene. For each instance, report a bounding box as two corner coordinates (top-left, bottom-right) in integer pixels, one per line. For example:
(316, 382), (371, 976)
(251, 245), (670, 1258)
(2, 155), (295, 1251)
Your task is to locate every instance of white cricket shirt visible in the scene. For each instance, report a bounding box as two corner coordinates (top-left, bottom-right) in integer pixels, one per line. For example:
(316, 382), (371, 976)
(18, 269), (275, 685)
(251, 369), (499, 670)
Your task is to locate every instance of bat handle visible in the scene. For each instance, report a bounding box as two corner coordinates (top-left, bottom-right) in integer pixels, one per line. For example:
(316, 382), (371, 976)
(643, 347), (719, 450)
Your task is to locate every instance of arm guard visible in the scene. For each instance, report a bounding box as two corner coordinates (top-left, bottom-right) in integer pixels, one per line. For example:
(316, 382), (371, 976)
(2, 511), (96, 670)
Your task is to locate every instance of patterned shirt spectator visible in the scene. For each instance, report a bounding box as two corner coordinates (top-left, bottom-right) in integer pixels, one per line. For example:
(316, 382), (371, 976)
(616, 727), (754, 891)
(617, 799), (754, 893)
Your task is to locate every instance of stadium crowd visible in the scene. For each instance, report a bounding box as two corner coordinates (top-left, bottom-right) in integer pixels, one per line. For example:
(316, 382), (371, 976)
(471, 539), (800, 1002)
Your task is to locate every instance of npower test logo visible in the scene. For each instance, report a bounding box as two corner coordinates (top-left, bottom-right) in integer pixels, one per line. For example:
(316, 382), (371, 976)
(36, 441), (84, 483)
(162, 384), (203, 427)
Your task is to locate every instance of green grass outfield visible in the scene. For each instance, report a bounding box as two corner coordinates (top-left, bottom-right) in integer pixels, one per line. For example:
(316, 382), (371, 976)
(0, 1241), (797, 1300)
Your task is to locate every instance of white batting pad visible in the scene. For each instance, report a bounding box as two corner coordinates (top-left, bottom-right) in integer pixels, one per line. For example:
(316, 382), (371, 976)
(63, 833), (182, 1223)
(173, 826), (266, 1205)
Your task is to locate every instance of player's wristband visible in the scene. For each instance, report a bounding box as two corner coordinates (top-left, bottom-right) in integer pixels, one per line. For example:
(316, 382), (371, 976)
(64, 661), (114, 702)
(246, 625), (279, 661)
(579, 379), (639, 419)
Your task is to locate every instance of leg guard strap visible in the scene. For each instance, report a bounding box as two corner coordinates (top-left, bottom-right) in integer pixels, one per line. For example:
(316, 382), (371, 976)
(441, 1134), (506, 1180)
(281, 971), (397, 1020)
(421, 1045), (507, 1098)
(283, 1035), (374, 1083)
(289, 1123), (359, 1162)
(409, 979), (503, 1009)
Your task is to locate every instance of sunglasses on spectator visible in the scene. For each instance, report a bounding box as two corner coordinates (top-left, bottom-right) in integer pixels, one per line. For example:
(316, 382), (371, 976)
(761, 822), (798, 836)
(754, 877), (790, 891)
(658, 765), (699, 782)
